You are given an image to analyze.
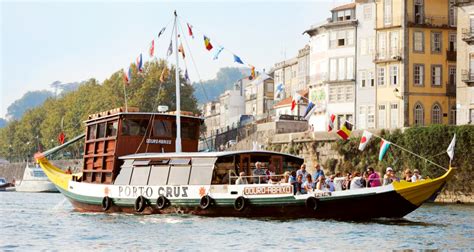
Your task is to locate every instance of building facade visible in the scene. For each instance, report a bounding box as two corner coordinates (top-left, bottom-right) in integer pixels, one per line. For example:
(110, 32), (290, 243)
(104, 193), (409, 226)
(203, 101), (221, 137)
(375, 0), (457, 128)
(457, 1), (474, 124)
(305, 3), (357, 131)
(355, 0), (377, 130)
(218, 89), (245, 131)
(244, 75), (274, 120)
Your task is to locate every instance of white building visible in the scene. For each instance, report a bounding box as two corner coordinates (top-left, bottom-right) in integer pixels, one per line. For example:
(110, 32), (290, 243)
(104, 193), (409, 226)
(219, 89), (245, 130)
(203, 101), (221, 136)
(304, 2), (357, 131)
(458, 2), (474, 124)
(245, 74), (274, 120)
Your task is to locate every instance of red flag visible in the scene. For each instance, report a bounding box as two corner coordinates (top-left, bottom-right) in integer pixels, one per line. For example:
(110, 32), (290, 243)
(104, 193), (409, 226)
(328, 114), (335, 132)
(149, 40), (155, 57)
(291, 94), (301, 111)
(187, 23), (194, 38)
(58, 132), (65, 145)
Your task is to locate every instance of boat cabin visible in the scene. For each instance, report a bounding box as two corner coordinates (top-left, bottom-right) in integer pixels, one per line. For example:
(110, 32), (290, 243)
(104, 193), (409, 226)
(80, 107), (203, 184)
(114, 151), (304, 186)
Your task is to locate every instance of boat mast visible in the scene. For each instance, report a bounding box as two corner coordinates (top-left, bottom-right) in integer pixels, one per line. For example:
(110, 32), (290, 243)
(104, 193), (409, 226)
(174, 10), (182, 153)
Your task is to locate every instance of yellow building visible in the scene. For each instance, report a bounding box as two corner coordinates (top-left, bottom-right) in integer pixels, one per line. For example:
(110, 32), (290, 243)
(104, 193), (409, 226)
(375, 0), (457, 128)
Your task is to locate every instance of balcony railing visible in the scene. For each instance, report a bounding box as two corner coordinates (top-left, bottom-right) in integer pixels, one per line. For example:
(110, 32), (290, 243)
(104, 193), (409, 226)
(446, 50), (457, 61)
(408, 15), (450, 28)
(461, 70), (474, 86)
(462, 28), (474, 44)
(446, 83), (456, 97)
(373, 51), (402, 63)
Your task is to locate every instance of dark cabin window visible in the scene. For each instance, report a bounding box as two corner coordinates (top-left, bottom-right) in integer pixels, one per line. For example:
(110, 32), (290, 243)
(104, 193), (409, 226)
(97, 123), (106, 138)
(106, 121), (118, 137)
(182, 121), (198, 140)
(121, 119), (149, 136)
(87, 124), (97, 140)
(153, 120), (172, 137)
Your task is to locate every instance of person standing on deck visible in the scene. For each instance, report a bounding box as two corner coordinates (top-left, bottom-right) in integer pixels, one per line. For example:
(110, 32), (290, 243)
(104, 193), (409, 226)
(253, 162), (267, 184)
(312, 163), (325, 182)
(296, 164), (309, 182)
(235, 172), (248, 185)
(367, 167), (381, 187)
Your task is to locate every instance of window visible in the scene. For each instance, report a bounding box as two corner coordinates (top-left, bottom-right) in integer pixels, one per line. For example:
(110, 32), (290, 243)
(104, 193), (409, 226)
(431, 65), (442, 86)
(414, 31), (424, 52)
(337, 31), (346, 46)
(360, 71), (367, 87)
(450, 105), (456, 125)
(337, 87), (344, 101)
(449, 66), (456, 86)
(378, 105), (386, 128)
(130, 166), (151, 186)
(329, 87), (336, 103)
(431, 104), (442, 124)
(389, 31), (399, 56)
(431, 32), (442, 53)
(87, 124), (97, 140)
(189, 158), (216, 185)
(368, 37), (375, 55)
(414, 64), (424, 86)
(390, 65), (398, 85)
(106, 121), (118, 137)
(363, 5), (372, 20)
(338, 58), (346, 80)
(121, 119), (148, 136)
(378, 32), (387, 58)
(368, 105), (375, 128)
(449, 0), (457, 27)
(345, 86), (353, 101)
(337, 11), (344, 21)
(347, 57), (354, 79)
(378, 67), (385, 86)
(345, 10), (352, 20)
(414, 103), (424, 126)
(328, 86), (353, 103)
(414, 0), (424, 24)
(390, 103), (398, 128)
(449, 33), (457, 51)
(384, 0), (392, 25)
(329, 58), (337, 80)
(368, 71), (375, 87)
(153, 120), (172, 137)
(148, 165), (171, 185)
(359, 106), (367, 129)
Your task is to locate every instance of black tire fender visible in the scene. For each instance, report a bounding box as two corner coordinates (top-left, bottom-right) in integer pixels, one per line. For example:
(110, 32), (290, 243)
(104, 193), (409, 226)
(234, 196), (247, 212)
(305, 196), (319, 211)
(134, 195), (148, 212)
(102, 196), (112, 211)
(156, 195), (169, 210)
(199, 195), (213, 210)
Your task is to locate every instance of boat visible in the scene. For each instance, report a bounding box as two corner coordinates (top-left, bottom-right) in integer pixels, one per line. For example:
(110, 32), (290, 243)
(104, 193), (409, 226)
(15, 163), (59, 193)
(34, 11), (454, 219)
(0, 177), (14, 191)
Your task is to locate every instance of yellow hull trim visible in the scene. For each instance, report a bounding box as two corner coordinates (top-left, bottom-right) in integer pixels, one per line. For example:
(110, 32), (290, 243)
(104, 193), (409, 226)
(35, 155), (79, 191)
(392, 167), (454, 206)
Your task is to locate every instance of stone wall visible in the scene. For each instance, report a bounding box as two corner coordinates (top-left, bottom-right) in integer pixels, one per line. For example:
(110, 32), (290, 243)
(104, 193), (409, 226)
(0, 159), (83, 182)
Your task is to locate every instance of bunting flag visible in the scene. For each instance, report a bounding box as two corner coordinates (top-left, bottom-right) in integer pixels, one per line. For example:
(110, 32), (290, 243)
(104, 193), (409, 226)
(291, 94), (301, 111)
(328, 114), (335, 132)
(379, 139), (391, 161)
(136, 53), (143, 72)
(122, 68), (129, 85)
(213, 46), (224, 60)
(167, 40), (173, 56)
(158, 27), (166, 38)
(149, 40), (155, 57)
(275, 83), (284, 97)
(187, 23), (194, 38)
(233, 54), (244, 64)
(160, 67), (169, 83)
(127, 66), (133, 82)
(184, 69), (190, 83)
(303, 101), (317, 121)
(178, 43), (185, 59)
(58, 132), (65, 145)
(337, 120), (353, 140)
(203, 35), (213, 50)
(446, 134), (456, 161)
(249, 65), (256, 80)
(358, 130), (373, 151)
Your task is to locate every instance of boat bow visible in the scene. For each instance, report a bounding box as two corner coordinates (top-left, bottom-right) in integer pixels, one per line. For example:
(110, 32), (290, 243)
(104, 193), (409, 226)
(34, 153), (77, 191)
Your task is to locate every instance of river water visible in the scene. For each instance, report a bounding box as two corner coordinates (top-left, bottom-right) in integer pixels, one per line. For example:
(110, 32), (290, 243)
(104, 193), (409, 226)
(0, 192), (473, 250)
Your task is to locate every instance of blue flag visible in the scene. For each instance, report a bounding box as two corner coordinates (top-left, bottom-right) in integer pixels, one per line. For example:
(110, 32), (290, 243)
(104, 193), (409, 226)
(213, 46), (224, 60)
(233, 54), (244, 64)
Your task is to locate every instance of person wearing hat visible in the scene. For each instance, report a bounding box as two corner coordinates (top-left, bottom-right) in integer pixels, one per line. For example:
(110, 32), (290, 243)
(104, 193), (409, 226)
(383, 167), (399, 185)
(411, 169), (423, 182)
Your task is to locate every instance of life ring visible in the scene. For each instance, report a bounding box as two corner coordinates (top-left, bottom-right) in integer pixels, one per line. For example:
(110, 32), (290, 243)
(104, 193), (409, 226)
(199, 195), (213, 210)
(234, 196), (247, 212)
(134, 196), (148, 212)
(305, 196), (319, 211)
(102, 196), (112, 211)
(156, 195), (169, 210)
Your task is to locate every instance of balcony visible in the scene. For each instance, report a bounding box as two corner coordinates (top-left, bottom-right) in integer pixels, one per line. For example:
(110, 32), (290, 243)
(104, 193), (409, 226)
(373, 51), (402, 63)
(462, 28), (474, 44)
(461, 70), (474, 86)
(446, 83), (456, 97)
(408, 15), (451, 28)
(446, 49), (457, 61)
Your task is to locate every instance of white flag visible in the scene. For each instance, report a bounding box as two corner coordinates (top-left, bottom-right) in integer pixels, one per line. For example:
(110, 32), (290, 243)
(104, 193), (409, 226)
(446, 134), (456, 160)
(358, 130), (373, 151)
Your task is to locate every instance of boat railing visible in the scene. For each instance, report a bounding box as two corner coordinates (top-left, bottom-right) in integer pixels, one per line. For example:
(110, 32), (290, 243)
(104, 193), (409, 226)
(228, 171), (286, 185)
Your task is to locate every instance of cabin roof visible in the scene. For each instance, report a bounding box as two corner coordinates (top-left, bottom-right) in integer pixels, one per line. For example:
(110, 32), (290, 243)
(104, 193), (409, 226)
(119, 150), (303, 161)
(84, 112), (204, 124)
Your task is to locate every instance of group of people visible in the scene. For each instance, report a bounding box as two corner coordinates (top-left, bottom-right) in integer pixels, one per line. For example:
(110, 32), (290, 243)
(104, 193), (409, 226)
(235, 162), (424, 195)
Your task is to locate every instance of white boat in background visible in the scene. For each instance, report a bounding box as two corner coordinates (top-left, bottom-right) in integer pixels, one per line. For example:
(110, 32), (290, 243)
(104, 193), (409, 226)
(15, 163), (58, 193)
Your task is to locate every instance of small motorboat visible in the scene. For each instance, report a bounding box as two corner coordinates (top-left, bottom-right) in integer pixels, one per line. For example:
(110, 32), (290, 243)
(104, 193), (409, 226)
(15, 163), (59, 193)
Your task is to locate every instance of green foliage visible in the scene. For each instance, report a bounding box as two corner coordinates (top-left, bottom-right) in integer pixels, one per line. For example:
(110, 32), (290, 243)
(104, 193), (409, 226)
(193, 67), (246, 104)
(0, 60), (199, 161)
(334, 125), (474, 193)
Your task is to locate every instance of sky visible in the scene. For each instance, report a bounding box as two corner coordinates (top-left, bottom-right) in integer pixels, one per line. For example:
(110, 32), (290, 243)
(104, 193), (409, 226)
(0, 0), (351, 118)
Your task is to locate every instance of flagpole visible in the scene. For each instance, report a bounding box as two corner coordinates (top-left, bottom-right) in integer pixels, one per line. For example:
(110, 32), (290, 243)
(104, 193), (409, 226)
(174, 10), (182, 153)
(123, 82), (128, 112)
(371, 134), (448, 171)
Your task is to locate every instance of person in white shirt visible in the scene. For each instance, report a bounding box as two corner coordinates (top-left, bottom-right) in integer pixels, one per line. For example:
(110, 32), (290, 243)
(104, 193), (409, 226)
(235, 172), (248, 185)
(411, 169), (423, 182)
(296, 164), (308, 182)
(350, 172), (364, 190)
